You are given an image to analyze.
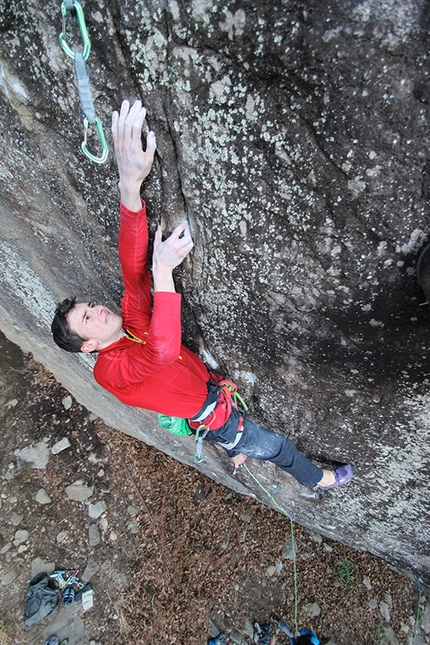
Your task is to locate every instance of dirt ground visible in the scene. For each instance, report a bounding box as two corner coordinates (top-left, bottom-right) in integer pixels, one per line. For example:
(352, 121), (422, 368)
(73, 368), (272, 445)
(0, 330), (428, 645)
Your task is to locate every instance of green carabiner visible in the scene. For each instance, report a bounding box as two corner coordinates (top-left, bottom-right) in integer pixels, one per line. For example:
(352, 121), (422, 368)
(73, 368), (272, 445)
(81, 117), (109, 164)
(59, 0), (91, 61)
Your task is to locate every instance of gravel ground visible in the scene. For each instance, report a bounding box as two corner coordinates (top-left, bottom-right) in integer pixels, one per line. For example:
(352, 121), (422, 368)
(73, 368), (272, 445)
(0, 330), (428, 645)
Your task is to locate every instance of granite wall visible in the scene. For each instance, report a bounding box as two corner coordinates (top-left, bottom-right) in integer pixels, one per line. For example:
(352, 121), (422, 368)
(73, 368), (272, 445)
(0, 0), (429, 586)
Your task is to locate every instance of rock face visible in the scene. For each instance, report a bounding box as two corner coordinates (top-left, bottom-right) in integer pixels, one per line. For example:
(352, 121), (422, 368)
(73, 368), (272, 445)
(0, 1), (429, 586)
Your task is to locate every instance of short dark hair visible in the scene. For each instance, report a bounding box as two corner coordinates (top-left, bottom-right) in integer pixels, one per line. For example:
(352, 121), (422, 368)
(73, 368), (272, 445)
(51, 297), (87, 353)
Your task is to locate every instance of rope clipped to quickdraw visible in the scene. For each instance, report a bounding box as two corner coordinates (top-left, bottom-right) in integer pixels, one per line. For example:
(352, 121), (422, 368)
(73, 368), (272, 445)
(59, 0), (108, 164)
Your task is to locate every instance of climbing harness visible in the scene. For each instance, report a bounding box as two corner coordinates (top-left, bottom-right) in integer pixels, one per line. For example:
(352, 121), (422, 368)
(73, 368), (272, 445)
(59, 0), (108, 163)
(156, 377), (248, 464)
(189, 378), (248, 464)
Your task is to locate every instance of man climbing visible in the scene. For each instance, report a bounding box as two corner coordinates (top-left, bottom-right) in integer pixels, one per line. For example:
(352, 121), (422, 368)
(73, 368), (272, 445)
(51, 99), (354, 491)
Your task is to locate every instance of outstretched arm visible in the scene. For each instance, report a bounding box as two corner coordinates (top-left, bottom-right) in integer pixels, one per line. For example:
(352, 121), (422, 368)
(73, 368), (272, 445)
(112, 98), (194, 293)
(111, 99), (156, 212)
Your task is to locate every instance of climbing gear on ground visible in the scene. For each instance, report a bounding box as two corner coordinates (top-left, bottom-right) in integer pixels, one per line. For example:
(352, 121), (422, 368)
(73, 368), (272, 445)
(314, 463), (354, 490)
(45, 637), (59, 645)
(23, 572), (60, 627)
(50, 568), (85, 591)
(49, 567), (86, 609)
(253, 622), (271, 644)
(59, 640), (69, 645)
(271, 617), (320, 645)
(74, 582), (93, 603)
(158, 415), (192, 437)
(291, 631), (320, 645)
(59, 0), (108, 163)
(208, 634), (227, 645)
(62, 586), (75, 605)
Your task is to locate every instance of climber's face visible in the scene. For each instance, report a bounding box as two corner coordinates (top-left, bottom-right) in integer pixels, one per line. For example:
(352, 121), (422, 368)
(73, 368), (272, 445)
(67, 301), (123, 352)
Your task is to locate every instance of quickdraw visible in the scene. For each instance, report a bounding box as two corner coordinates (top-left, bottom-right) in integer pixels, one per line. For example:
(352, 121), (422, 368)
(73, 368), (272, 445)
(59, 0), (108, 164)
(193, 424), (210, 464)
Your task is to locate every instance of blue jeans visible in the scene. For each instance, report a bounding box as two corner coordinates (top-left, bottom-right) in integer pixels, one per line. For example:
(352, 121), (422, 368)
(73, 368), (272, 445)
(204, 406), (323, 487)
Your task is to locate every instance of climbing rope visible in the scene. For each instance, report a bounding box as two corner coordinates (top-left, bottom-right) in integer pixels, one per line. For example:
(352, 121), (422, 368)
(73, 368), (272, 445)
(218, 380), (249, 415)
(59, 0), (108, 163)
(242, 462), (299, 634)
(412, 576), (423, 643)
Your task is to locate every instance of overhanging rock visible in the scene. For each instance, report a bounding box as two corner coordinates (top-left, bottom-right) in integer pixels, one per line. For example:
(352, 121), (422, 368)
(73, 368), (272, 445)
(0, 0), (429, 587)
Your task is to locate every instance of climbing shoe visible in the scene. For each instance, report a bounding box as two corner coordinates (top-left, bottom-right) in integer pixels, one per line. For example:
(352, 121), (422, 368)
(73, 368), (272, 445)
(315, 464), (354, 490)
(45, 637), (59, 645)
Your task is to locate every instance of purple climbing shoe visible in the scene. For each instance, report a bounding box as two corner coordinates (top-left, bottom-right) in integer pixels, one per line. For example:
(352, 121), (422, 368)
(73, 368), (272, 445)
(316, 464), (354, 490)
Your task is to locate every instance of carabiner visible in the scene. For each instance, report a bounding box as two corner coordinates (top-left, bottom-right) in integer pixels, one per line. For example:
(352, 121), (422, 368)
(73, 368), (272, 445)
(59, 0), (91, 61)
(193, 424), (209, 464)
(81, 117), (109, 164)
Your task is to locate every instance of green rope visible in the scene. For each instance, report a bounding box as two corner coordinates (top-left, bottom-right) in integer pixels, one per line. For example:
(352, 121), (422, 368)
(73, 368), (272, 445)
(242, 463), (299, 633)
(412, 587), (423, 643)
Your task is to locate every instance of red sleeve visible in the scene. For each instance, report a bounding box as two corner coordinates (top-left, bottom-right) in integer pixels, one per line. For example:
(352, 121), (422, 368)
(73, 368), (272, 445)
(118, 200), (152, 322)
(107, 201), (183, 387)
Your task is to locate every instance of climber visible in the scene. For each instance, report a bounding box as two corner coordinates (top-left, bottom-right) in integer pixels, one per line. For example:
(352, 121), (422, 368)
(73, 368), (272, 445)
(51, 99), (354, 491)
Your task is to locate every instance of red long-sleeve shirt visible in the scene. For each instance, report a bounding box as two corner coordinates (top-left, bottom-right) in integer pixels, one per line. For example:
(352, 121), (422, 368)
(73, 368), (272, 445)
(93, 201), (222, 420)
